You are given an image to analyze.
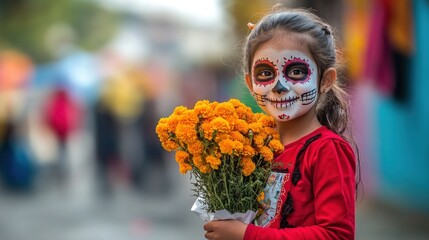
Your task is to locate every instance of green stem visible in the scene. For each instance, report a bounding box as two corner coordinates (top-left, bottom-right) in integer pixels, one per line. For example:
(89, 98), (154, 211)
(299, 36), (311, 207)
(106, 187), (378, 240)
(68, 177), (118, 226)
(222, 168), (231, 209)
(212, 173), (226, 211)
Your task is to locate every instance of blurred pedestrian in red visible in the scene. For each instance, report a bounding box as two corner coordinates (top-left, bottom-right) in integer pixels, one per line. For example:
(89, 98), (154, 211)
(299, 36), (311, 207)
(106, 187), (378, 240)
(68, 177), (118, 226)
(43, 86), (82, 182)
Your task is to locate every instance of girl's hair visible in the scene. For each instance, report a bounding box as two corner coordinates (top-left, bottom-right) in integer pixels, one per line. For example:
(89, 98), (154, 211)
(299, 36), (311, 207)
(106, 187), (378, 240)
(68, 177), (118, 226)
(243, 6), (362, 190)
(243, 6), (348, 136)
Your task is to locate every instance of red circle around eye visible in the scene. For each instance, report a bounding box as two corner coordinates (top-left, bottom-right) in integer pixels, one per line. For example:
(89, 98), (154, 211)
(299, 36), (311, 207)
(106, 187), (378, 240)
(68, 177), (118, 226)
(283, 57), (312, 84)
(253, 59), (277, 86)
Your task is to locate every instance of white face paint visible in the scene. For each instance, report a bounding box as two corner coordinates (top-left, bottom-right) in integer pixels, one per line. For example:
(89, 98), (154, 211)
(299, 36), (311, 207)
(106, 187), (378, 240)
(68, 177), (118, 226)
(251, 49), (318, 121)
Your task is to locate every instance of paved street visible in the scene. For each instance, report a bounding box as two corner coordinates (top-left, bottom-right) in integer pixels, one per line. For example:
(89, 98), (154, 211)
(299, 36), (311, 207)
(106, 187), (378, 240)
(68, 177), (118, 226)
(1, 145), (429, 240)
(0, 167), (205, 240)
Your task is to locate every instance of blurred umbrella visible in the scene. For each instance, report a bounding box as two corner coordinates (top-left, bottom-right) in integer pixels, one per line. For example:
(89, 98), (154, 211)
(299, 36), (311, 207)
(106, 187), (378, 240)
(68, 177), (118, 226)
(0, 49), (34, 91)
(55, 51), (102, 104)
(30, 51), (102, 105)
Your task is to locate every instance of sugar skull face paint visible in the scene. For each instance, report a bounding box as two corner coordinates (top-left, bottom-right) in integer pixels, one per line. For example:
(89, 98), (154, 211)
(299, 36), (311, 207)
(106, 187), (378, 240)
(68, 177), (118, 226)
(251, 49), (318, 121)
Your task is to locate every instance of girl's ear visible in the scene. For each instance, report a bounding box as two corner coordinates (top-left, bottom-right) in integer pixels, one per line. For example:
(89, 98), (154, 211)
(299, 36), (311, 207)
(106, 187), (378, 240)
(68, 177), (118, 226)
(245, 73), (253, 91)
(320, 67), (337, 93)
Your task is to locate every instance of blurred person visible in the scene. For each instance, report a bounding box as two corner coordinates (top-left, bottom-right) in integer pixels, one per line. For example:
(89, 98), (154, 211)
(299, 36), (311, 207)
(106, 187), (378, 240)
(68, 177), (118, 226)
(0, 105), (36, 190)
(96, 73), (145, 194)
(137, 60), (181, 195)
(203, 6), (359, 240)
(0, 50), (36, 190)
(42, 85), (82, 183)
(139, 98), (171, 194)
(93, 97), (120, 196)
(362, 0), (414, 102)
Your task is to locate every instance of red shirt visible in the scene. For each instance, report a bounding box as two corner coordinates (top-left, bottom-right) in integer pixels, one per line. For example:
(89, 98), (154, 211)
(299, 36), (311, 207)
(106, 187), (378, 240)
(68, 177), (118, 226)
(244, 126), (356, 240)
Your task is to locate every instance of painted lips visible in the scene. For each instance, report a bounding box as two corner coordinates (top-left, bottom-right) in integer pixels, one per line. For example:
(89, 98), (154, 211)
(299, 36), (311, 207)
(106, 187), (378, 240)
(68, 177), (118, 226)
(278, 114), (290, 120)
(268, 96), (299, 108)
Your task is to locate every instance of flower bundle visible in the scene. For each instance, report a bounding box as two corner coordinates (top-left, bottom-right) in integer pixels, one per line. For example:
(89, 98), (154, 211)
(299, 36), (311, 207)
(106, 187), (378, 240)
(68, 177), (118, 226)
(156, 99), (284, 217)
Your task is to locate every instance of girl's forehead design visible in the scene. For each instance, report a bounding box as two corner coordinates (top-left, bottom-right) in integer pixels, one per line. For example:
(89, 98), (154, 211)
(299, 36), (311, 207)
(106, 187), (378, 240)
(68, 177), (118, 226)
(253, 50), (314, 65)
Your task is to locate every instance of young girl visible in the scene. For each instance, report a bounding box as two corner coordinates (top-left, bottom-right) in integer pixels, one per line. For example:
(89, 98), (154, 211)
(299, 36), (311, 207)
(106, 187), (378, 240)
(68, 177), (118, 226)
(203, 7), (358, 240)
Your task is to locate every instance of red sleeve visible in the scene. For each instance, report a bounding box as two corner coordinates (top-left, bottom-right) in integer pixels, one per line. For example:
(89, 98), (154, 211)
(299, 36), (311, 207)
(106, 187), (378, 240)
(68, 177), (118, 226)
(244, 139), (356, 240)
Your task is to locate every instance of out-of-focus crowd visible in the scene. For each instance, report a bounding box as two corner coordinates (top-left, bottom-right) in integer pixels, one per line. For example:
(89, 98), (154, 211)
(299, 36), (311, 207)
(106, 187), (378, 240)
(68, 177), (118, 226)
(0, 0), (238, 196)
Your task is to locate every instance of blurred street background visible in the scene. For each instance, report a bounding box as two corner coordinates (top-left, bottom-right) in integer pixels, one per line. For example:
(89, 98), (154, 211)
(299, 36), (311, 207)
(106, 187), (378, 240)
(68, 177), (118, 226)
(1, 0), (429, 239)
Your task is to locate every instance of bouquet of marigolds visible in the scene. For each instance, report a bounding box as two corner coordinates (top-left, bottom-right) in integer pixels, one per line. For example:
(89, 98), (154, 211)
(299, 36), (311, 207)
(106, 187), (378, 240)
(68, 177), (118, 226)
(155, 99), (284, 223)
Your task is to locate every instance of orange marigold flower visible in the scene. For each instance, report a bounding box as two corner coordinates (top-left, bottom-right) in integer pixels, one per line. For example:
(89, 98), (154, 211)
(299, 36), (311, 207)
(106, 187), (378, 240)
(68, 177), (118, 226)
(218, 139), (235, 155)
(157, 117), (168, 125)
(166, 115), (179, 132)
(156, 118), (168, 129)
(175, 150), (189, 164)
(227, 118), (237, 129)
(178, 109), (199, 125)
(257, 114), (276, 128)
(199, 164), (211, 173)
(247, 113), (258, 123)
(193, 155), (211, 173)
(228, 98), (244, 108)
(259, 146), (274, 162)
(263, 126), (278, 136)
(257, 208), (264, 217)
(243, 145), (256, 157)
(249, 122), (262, 134)
(209, 101), (219, 111)
(257, 191), (265, 202)
(200, 122), (214, 140)
(232, 140), (244, 154)
(194, 100), (210, 108)
(176, 123), (198, 144)
(229, 99), (253, 120)
(173, 106), (188, 115)
(160, 139), (178, 151)
(214, 133), (230, 143)
(206, 155), (222, 170)
(213, 149), (222, 158)
(193, 155), (203, 167)
(235, 119), (249, 134)
(179, 163), (193, 174)
(236, 106), (253, 120)
(268, 139), (284, 153)
(194, 100), (213, 120)
(155, 119), (170, 143)
(272, 132), (281, 140)
(214, 102), (236, 119)
(188, 140), (204, 155)
(241, 157), (256, 176)
(253, 134), (265, 148)
(211, 117), (231, 133)
(230, 131), (245, 142)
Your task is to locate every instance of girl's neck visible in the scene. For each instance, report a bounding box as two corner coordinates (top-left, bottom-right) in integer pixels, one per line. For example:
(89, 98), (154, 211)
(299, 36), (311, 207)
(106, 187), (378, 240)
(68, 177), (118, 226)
(276, 109), (322, 146)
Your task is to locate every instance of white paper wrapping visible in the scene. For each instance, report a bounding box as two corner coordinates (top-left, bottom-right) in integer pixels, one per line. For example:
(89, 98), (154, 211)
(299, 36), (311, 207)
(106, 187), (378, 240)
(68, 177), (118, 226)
(191, 197), (257, 224)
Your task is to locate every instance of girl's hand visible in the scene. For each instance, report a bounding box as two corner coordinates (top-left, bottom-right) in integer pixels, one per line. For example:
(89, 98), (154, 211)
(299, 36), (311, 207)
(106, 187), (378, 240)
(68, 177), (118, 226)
(203, 219), (247, 240)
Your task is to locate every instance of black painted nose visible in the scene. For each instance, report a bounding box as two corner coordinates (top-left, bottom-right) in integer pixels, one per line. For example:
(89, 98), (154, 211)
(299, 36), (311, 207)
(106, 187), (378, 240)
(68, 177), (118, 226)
(272, 81), (289, 94)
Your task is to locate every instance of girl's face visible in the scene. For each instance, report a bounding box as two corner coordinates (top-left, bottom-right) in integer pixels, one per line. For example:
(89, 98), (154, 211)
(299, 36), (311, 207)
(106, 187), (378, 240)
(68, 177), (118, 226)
(249, 35), (319, 122)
